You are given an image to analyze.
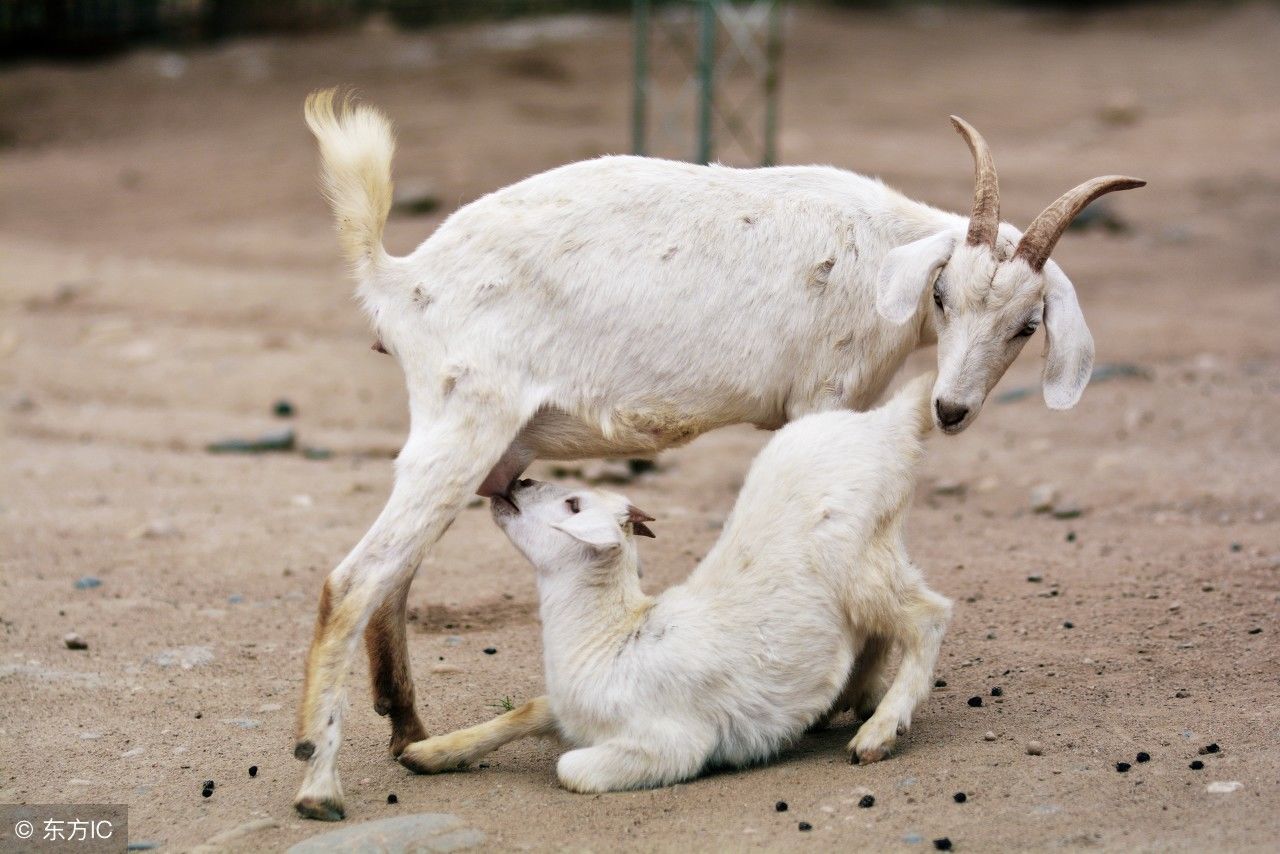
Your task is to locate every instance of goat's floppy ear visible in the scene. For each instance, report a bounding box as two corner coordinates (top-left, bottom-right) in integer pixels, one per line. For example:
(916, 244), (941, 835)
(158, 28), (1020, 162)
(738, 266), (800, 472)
(628, 505), (656, 539)
(875, 231), (956, 325)
(1040, 260), (1095, 410)
(552, 514), (623, 552)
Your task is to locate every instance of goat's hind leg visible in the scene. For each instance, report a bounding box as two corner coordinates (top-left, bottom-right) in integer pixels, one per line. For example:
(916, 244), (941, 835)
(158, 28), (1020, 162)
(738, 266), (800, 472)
(292, 397), (527, 821)
(849, 587), (951, 764)
(366, 580), (427, 757)
(400, 696), (557, 774)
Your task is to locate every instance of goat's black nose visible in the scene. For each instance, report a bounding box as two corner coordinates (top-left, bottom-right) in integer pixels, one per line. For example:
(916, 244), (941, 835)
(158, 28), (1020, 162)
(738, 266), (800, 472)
(935, 400), (970, 428)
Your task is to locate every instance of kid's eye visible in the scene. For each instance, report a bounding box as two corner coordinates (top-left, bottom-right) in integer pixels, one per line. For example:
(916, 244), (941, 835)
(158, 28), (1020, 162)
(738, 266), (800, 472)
(933, 284), (944, 311)
(566, 497), (580, 513)
(1015, 322), (1039, 338)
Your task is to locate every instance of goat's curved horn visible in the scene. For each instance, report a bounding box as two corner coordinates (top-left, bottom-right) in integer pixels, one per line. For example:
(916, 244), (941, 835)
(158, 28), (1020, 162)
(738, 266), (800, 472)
(950, 115), (1001, 249)
(1015, 175), (1146, 271)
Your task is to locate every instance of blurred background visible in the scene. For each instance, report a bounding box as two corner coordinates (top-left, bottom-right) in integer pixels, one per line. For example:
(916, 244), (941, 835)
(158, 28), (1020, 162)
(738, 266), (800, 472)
(2, 2), (1277, 851)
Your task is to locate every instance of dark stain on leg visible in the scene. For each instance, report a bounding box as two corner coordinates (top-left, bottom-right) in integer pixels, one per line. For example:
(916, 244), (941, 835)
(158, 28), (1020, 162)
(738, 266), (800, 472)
(294, 740), (316, 761)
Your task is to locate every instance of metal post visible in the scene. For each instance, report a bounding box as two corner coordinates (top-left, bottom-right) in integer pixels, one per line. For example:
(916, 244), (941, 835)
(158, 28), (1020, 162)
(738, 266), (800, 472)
(762, 1), (782, 167)
(695, 0), (716, 165)
(632, 0), (649, 157)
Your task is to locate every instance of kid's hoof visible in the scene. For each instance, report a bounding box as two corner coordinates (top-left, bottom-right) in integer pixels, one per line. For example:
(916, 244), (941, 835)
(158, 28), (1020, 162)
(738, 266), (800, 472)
(853, 744), (891, 764)
(399, 742), (464, 775)
(294, 796), (345, 822)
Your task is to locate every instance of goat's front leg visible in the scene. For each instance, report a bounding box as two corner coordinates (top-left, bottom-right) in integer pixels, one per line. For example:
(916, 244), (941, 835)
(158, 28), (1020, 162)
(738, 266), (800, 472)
(849, 587), (951, 764)
(400, 696), (557, 774)
(292, 399), (526, 821)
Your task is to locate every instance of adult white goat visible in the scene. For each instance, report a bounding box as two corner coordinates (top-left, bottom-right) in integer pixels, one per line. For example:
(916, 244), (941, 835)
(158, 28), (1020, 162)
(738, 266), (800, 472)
(397, 372), (947, 791)
(292, 89), (1142, 820)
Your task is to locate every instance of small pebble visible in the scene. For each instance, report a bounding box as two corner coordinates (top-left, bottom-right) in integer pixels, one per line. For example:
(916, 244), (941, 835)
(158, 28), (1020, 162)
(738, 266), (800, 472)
(1229, 542), (1242, 552)
(1136, 752), (1150, 763)
(387, 793), (398, 804)
(935, 679), (947, 688)
(1026, 574), (1043, 583)
(990, 687), (1003, 697)
(1065, 531), (1077, 543)
(64, 632), (88, 650)
(1026, 741), (1043, 756)
(775, 800), (788, 812)
(798, 822), (812, 832)
(74, 576), (102, 590)
(858, 795), (875, 808)
(1063, 621), (1075, 629)
(1190, 760), (1204, 770)
(273, 399), (295, 418)
(1174, 689), (1190, 698)
(1199, 743), (1220, 755)
(934, 838), (953, 851)
(1115, 762), (1131, 773)
(983, 731), (997, 742)
(953, 792), (967, 803)
(967, 696), (983, 708)
(483, 647), (497, 655)
(248, 765), (258, 778)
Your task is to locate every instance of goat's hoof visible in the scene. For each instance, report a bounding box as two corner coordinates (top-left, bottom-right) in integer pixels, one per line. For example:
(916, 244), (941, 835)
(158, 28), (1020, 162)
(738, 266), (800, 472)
(399, 740), (467, 775)
(388, 718), (429, 759)
(294, 796), (345, 822)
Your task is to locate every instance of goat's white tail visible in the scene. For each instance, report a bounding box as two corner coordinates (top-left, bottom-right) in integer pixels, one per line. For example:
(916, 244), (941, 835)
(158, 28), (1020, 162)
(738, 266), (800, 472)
(886, 371), (937, 439)
(304, 89), (395, 281)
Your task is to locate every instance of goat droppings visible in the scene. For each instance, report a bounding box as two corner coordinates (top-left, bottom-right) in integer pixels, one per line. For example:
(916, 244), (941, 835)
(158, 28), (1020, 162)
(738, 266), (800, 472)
(248, 765), (258, 778)
(858, 795), (875, 808)
(387, 793), (398, 804)
(967, 696), (983, 708)
(1190, 760), (1205, 770)
(798, 822), (812, 832)
(990, 687), (1003, 697)
(1136, 752), (1151, 763)
(934, 838), (953, 851)
(775, 800), (788, 812)
(1116, 762), (1132, 773)
(483, 647), (497, 655)
(953, 792), (967, 803)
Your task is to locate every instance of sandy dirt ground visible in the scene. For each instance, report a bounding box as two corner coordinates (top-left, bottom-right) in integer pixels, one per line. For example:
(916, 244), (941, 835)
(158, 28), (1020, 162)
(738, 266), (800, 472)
(2, 3), (1279, 851)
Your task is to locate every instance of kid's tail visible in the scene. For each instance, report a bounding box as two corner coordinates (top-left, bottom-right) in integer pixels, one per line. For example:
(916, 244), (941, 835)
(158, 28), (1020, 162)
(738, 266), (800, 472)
(303, 89), (395, 281)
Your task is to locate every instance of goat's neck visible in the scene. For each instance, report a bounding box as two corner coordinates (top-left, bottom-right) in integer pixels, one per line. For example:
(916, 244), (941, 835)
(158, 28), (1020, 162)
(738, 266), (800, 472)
(535, 557), (652, 678)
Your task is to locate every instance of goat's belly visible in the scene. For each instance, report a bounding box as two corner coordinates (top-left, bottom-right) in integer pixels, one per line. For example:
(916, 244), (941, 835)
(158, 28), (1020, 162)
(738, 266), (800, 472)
(520, 405), (736, 460)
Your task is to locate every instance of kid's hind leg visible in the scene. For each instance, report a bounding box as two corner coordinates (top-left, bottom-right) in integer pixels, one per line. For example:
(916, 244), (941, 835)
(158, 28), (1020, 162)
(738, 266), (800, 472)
(400, 696), (557, 774)
(557, 723), (710, 793)
(809, 636), (891, 732)
(849, 587), (951, 764)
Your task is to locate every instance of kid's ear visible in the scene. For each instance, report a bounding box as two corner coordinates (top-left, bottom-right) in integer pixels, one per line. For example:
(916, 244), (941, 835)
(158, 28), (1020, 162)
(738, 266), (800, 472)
(628, 505), (656, 539)
(552, 514), (623, 552)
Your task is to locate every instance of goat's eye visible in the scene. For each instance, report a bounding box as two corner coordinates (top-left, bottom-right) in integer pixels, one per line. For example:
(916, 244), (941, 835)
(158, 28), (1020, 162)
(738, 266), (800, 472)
(565, 497), (580, 513)
(932, 286), (944, 311)
(1015, 322), (1039, 338)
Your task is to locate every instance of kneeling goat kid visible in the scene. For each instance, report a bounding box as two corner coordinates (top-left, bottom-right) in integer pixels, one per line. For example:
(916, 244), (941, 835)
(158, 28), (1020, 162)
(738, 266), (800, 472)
(399, 372), (950, 791)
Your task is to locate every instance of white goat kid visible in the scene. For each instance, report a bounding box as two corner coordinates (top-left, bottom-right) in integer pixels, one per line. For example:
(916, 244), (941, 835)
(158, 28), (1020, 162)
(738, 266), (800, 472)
(399, 373), (948, 790)
(292, 89), (1142, 819)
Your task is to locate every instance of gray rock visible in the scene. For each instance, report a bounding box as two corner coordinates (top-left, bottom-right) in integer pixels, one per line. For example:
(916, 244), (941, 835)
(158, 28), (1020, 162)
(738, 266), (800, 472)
(288, 814), (483, 854)
(1029, 484), (1056, 514)
(1051, 499), (1084, 520)
(1026, 740), (1044, 756)
(75, 576), (102, 590)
